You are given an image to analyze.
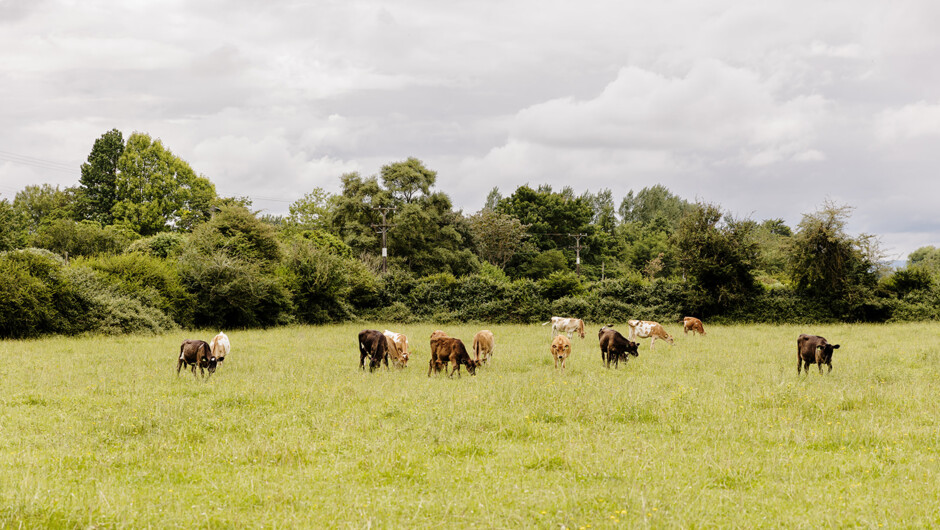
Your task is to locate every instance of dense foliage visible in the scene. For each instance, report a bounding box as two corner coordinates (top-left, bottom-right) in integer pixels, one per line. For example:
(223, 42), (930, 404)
(0, 129), (935, 338)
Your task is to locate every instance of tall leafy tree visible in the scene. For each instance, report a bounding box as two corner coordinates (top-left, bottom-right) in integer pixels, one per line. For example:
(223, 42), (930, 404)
(112, 133), (216, 235)
(467, 209), (529, 269)
(380, 157), (436, 203)
(787, 202), (882, 310)
(13, 184), (78, 232)
(619, 184), (691, 231)
(496, 185), (593, 252)
(78, 128), (124, 224)
(673, 202), (759, 314)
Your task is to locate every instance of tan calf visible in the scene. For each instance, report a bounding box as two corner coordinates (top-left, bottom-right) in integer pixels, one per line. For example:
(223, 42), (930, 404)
(551, 335), (572, 369)
(682, 317), (706, 336)
(472, 330), (495, 364)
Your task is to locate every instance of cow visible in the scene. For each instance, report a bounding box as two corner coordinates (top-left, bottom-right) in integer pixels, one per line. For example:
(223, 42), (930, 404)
(627, 320), (674, 350)
(542, 316), (586, 339)
(551, 335), (572, 369)
(682, 317), (706, 336)
(177, 339), (216, 378)
(797, 334), (840, 375)
(472, 330), (496, 364)
(209, 332), (231, 372)
(428, 332), (480, 377)
(598, 326), (639, 369)
(383, 330), (410, 368)
(358, 329), (390, 372)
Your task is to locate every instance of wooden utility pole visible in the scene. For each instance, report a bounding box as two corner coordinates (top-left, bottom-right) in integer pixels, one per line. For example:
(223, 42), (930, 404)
(568, 233), (587, 278)
(371, 206), (396, 273)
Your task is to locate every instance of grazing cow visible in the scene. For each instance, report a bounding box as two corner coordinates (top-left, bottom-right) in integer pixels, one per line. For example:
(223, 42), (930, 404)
(682, 317), (706, 336)
(428, 332), (480, 377)
(472, 330), (496, 364)
(598, 326), (639, 369)
(797, 334), (840, 375)
(542, 316), (586, 339)
(383, 330), (410, 368)
(358, 329), (390, 372)
(177, 339), (216, 378)
(209, 332), (231, 372)
(551, 335), (572, 369)
(627, 319), (675, 350)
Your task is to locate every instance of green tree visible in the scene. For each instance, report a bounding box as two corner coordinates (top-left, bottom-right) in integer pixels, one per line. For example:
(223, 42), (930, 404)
(496, 185), (593, 253)
(112, 133), (216, 235)
(467, 209), (529, 269)
(13, 184), (78, 232)
(787, 202), (884, 319)
(286, 188), (332, 231)
(619, 184), (691, 231)
(908, 246), (940, 275)
(78, 128), (124, 224)
(0, 199), (27, 251)
(673, 202), (759, 314)
(380, 157), (436, 203)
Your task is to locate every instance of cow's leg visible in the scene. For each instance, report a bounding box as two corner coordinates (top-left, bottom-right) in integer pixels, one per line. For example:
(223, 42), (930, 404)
(827, 362), (832, 374)
(428, 359), (434, 377)
(650, 337), (656, 350)
(797, 355), (802, 375)
(818, 362), (823, 374)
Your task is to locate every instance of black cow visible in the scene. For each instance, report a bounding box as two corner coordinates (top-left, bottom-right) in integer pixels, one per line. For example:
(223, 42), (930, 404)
(177, 339), (217, 378)
(797, 334), (840, 374)
(598, 326), (639, 369)
(358, 329), (389, 372)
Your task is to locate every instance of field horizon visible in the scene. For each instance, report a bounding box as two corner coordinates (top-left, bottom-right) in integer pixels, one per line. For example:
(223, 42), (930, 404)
(2, 322), (939, 527)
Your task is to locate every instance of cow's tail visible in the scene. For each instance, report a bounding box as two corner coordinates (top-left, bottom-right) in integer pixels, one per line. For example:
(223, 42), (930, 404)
(473, 338), (481, 361)
(541, 321), (550, 326)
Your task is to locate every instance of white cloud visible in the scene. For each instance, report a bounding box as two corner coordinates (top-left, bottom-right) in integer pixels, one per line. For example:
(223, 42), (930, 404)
(874, 101), (940, 142)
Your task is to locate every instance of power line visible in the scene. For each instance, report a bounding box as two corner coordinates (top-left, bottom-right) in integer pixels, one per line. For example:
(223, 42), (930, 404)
(0, 149), (79, 174)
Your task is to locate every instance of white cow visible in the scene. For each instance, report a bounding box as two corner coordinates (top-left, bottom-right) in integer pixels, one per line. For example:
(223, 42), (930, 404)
(210, 332), (231, 369)
(542, 316), (585, 339)
(383, 330), (411, 367)
(626, 320), (674, 350)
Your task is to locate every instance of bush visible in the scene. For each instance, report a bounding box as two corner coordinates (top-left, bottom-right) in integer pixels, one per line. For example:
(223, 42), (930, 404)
(125, 232), (187, 258)
(540, 271), (583, 300)
(77, 253), (194, 327)
(31, 219), (134, 257)
(281, 240), (355, 324)
(179, 250), (292, 328)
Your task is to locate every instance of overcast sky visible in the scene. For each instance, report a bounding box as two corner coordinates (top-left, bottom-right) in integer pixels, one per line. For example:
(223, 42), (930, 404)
(2, 1), (939, 259)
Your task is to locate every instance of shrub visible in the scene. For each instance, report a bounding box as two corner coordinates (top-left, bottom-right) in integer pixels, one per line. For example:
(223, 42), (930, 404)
(31, 219), (134, 257)
(125, 232), (187, 258)
(540, 271), (583, 300)
(281, 240), (355, 324)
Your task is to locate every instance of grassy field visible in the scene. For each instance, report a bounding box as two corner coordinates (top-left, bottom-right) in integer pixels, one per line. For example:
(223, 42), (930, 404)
(2, 322), (940, 528)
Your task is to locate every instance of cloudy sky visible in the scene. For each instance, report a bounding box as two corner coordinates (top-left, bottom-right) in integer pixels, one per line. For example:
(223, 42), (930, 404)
(1, 0), (938, 259)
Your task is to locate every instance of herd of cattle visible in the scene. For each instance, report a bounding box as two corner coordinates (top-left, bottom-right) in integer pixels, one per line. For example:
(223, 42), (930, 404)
(352, 316), (841, 377)
(175, 319), (841, 379)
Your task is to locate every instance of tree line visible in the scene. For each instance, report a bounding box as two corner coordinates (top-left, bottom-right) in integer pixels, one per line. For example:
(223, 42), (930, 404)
(2, 128), (939, 338)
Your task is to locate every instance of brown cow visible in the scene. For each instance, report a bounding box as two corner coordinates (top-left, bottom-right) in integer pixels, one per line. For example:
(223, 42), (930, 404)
(472, 330), (495, 364)
(797, 334), (840, 375)
(682, 317), (706, 336)
(627, 319), (674, 350)
(358, 329), (389, 372)
(177, 339), (216, 378)
(598, 326), (639, 369)
(551, 335), (572, 369)
(428, 332), (480, 377)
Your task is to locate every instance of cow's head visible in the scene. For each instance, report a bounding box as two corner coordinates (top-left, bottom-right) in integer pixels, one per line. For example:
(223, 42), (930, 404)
(627, 340), (640, 357)
(465, 359), (481, 375)
(816, 342), (840, 362)
(207, 356), (219, 373)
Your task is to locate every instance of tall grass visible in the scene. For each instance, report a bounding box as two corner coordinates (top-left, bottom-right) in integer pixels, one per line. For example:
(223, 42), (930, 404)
(2, 322), (939, 527)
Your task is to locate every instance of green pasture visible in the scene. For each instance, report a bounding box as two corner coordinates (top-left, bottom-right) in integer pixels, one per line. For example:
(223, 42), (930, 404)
(2, 322), (939, 528)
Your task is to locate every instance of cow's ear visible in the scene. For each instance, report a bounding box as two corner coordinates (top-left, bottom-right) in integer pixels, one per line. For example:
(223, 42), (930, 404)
(832, 344), (840, 349)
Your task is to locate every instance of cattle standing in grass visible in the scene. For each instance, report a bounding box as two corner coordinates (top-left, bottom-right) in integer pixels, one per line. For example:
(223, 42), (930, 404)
(428, 332), (480, 377)
(209, 332), (230, 373)
(472, 330), (496, 364)
(797, 334), (840, 375)
(551, 335), (572, 369)
(542, 316), (586, 339)
(178, 339), (216, 378)
(682, 317), (706, 336)
(383, 330), (410, 368)
(358, 329), (390, 372)
(598, 326), (639, 369)
(627, 320), (674, 350)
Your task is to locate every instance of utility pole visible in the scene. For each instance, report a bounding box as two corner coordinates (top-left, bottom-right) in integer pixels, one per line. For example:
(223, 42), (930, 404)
(568, 233), (587, 278)
(371, 206), (396, 273)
